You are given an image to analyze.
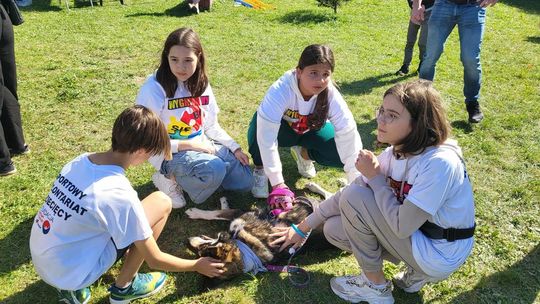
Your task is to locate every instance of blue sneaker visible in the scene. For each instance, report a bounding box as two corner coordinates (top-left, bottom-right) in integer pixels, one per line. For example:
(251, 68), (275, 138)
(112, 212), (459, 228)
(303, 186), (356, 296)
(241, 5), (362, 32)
(109, 272), (167, 304)
(57, 287), (91, 304)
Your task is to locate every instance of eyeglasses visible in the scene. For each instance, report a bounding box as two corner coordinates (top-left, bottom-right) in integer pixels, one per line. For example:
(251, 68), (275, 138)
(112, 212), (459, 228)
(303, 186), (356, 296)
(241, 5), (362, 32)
(375, 106), (402, 124)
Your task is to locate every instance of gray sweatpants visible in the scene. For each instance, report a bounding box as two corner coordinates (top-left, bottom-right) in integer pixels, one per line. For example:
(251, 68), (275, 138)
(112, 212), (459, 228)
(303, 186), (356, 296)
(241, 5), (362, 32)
(322, 183), (426, 274)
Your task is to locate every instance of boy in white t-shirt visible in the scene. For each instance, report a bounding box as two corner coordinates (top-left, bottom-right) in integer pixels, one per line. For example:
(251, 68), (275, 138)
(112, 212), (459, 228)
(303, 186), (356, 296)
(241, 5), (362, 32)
(30, 105), (225, 304)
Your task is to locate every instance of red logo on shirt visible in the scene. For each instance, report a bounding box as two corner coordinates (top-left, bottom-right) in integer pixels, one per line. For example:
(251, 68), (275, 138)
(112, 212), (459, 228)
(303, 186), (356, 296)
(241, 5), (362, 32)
(387, 177), (412, 204)
(284, 109), (310, 135)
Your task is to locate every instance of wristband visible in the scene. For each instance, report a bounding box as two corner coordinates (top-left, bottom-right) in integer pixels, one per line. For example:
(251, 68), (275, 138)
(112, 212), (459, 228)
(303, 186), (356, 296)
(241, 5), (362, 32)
(291, 224), (307, 238)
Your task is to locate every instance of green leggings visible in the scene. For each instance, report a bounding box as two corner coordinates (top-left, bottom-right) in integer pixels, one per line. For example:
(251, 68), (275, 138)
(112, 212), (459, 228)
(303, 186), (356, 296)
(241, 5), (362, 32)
(247, 112), (343, 168)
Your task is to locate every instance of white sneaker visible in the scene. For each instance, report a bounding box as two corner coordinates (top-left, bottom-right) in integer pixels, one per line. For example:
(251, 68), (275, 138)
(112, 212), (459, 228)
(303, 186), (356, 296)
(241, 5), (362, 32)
(152, 173), (186, 209)
(393, 266), (440, 293)
(290, 146), (316, 178)
(251, 168), (269, 198)
(330, 273), (394, 304)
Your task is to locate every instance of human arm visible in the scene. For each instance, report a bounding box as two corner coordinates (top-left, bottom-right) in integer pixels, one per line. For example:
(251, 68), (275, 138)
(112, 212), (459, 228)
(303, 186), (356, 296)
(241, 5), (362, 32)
(257, 113), (285, 186)
(269, 185), (348, 251)
(134, 237), (225, 277)
(202, 84), (243, 154)
(479, 0), (497, 8)
(411, 0), (425, 24)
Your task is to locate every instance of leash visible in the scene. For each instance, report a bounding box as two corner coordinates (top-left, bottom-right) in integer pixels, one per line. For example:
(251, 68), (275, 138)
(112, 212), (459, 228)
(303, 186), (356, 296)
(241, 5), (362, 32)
(265, 229), (312, 288)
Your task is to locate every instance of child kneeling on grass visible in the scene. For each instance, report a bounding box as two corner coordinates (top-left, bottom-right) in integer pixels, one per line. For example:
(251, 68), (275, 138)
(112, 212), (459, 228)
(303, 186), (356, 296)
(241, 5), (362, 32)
(29, 105), (224, 304)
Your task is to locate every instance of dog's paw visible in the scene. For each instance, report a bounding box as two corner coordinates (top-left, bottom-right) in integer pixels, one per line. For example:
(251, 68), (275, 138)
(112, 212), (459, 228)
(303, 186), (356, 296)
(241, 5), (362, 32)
(220, 197), (230, 210)
(185, 208), (205, 219)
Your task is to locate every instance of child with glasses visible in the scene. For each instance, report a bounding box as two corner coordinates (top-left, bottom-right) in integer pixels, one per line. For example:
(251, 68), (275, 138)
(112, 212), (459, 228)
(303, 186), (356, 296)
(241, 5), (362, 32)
(272, 80), (476, 303)
(30, 106), (225, 304)
(248, 44), (363, 202)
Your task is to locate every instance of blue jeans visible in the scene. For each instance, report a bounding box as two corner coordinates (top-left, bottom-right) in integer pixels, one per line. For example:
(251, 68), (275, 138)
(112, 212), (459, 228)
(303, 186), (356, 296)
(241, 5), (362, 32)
(419, 0), (486, 103)
(161, 144), (253, 204)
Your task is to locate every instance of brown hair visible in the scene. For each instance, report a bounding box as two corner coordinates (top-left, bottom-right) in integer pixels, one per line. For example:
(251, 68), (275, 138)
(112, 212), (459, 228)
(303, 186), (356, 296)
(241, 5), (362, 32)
(156, 28), (208, 98)
(297, 44), (335, 130)
(383, 80), (451, 155)
(112, 105), (172, 159)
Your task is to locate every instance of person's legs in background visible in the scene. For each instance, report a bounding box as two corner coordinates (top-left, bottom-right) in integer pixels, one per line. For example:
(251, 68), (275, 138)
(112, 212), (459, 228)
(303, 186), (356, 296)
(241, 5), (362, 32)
(419, 0), (457, 81)
(417, 10), (432, 73)
(397, 20), (421, 76)
(458, 4), (486, 123)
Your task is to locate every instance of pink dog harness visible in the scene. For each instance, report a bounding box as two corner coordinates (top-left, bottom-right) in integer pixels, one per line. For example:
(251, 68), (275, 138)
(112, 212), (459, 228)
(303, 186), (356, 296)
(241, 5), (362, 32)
(267, 187), (295, 216)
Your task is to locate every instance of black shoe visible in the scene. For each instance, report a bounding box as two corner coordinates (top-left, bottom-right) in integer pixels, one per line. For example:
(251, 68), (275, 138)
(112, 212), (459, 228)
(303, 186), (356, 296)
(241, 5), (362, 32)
(395, 64), (409, 76)
(10, 144), (30, 157)
(0, 162), (16, 176)
(466, 101), (484, 123)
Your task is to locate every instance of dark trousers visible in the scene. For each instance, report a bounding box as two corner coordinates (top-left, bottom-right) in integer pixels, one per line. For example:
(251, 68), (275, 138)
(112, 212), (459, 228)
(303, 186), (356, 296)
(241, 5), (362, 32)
(247, 112), (343, 168)
(0, 4), (25, 167)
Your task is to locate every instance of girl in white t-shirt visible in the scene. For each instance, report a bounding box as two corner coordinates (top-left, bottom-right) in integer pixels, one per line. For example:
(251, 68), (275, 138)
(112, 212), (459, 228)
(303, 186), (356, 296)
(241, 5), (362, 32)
(136, 28), (252, 207)
(271, 80), (476, 303)
(248, 44), (363, 203)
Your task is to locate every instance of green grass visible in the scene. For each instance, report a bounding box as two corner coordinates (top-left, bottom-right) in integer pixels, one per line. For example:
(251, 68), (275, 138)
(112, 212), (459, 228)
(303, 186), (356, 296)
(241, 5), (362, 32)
(1, 0), (539, 303)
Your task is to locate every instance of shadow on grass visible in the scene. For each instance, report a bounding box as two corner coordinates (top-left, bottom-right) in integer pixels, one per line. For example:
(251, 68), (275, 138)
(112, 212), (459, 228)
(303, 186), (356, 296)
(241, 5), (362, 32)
(357, 119), (378, 150)
(446, 244), (540, 303)
(451, 120), (474, 134)
(278, 9), (335, 24)
(1, 280), (57, 304)
(0, 217), (33, 276)
(526, 36), (540, 44)
(125, 1), (194, 18)
(339, 72), (415, 96)
(502, 0), (540, 15)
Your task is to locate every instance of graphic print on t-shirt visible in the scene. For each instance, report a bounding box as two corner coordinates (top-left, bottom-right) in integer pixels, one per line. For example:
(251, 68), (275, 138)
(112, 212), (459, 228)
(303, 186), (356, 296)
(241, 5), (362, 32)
(35, 174), (89, 234)
(166, 96), (210, 139)
(284, 109), (310, 135)
(388, 177), (413, 204)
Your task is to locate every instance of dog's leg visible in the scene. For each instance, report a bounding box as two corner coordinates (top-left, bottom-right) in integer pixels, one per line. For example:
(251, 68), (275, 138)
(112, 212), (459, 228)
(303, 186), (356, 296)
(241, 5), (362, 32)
(186, 208), (240, 221)
(305, 182), (333, 200)
(220, 197), (229, 210)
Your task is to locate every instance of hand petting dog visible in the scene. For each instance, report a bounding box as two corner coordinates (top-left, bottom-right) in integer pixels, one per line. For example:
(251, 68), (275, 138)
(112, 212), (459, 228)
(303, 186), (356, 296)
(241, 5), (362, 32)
(269, 221), (311, 252)
(194, 257), (225, 278)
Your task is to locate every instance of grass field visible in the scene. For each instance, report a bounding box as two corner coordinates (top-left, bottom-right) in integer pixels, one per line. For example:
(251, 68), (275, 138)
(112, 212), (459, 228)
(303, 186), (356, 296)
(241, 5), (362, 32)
(0, 0), (539, 303)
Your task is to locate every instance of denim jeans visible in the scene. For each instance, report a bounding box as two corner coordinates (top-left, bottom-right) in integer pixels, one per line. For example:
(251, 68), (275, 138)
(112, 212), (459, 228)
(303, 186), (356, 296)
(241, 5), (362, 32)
(161, 144), (253, 204)
(419, 0), (486, 103)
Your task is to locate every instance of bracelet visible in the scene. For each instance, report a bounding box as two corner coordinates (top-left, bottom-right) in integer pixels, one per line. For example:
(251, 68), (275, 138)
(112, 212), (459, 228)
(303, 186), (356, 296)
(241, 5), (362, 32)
(291, 224), (307, 238)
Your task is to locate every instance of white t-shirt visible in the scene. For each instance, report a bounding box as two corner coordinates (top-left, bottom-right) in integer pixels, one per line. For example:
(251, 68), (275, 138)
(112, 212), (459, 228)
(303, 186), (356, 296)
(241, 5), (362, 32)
(30, 154), (153, 290)
(136, 74), (240, 155)
(257, 70), (363, 185)
(375, 140), (475, 278)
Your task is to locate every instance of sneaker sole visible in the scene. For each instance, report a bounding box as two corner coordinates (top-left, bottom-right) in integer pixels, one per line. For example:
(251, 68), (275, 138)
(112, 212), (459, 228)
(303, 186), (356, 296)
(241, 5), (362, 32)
(109, 278), (166, 304)
(0, 169), (17, 177)
(330, 283), (395, 304)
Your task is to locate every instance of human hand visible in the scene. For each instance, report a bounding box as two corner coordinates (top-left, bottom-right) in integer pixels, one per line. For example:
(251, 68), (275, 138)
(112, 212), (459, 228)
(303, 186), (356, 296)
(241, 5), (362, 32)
(269, 225), (306, 252)
(194, 257), (225, 277)
(234, 148), (250, 166)
(191, 142), (216, 154)
(411, 4), (425, 25)
(479, 0), (497, 8)
(355, 149), (380, 180)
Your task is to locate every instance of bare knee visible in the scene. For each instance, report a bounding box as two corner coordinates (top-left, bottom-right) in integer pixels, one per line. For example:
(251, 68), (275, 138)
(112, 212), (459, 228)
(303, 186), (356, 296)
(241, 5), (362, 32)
(144, 191), (173, 216)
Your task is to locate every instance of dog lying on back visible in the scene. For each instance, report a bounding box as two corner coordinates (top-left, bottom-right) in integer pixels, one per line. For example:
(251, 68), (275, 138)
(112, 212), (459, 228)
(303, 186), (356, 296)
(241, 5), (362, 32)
(186, 188), (332, 281)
